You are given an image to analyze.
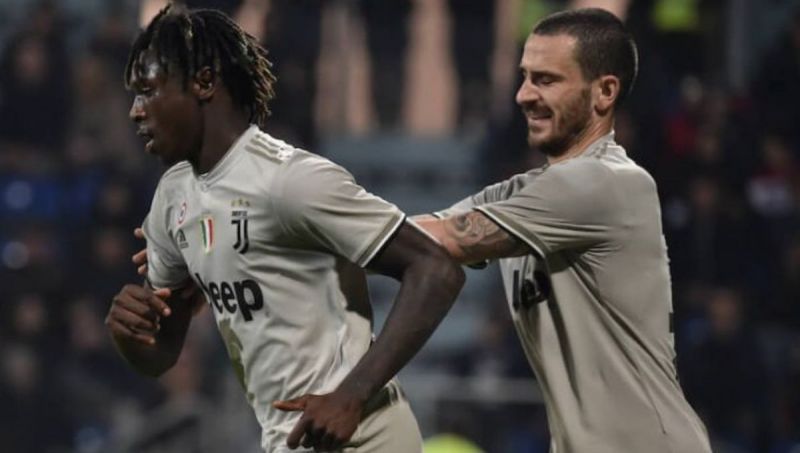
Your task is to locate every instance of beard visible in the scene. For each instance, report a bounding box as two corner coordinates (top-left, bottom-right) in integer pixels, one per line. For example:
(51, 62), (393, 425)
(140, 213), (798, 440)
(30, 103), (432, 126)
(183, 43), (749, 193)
(526, 87), (592, 157)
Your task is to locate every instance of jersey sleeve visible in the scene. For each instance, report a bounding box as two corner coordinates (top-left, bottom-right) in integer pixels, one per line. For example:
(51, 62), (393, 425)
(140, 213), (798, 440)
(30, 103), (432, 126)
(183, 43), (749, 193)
(272, 154), (405, 268)
(433, 172), (533, 218)
(142, 183), (190, 289)
(475, 160), (620, 257)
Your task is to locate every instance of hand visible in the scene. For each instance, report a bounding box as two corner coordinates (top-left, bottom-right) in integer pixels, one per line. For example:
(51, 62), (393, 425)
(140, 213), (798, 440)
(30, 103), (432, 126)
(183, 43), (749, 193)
(132, 228), (148, 276)
(106, 284), (172, 345)
(132, 227), (202, 307)
(273, 390), (365, 451)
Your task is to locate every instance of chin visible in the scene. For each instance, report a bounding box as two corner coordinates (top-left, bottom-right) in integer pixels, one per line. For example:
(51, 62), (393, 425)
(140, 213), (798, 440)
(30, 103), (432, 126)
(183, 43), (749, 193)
(529, 134), (568, 157)
(527, 132), (550, 150)
(161, 157), (182, 167)
(156, 152), (179, 167)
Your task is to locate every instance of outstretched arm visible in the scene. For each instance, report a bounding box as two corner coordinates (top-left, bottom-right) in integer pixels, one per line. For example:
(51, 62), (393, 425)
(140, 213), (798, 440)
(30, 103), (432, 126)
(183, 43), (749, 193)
(274, 222), (464, 451)
(413, 211), (531, 263)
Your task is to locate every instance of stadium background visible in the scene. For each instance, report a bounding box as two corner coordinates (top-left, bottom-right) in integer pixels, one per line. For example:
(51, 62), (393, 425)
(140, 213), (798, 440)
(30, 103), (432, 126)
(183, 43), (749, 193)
(1, 0), (799, 452)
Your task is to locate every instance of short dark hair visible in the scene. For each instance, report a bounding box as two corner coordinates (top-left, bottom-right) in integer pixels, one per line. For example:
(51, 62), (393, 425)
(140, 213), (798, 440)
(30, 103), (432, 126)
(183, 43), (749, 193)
(124, 4), (277, 127)
(533, 8), (638, 105)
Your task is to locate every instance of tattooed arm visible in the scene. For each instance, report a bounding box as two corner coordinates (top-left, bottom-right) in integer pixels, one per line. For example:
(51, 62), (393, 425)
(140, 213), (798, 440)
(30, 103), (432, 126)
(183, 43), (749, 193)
(413, 211), (530, 264)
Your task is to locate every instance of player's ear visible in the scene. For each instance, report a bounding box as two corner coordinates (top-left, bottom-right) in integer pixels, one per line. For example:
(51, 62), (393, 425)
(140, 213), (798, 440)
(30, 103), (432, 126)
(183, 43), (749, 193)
(593, 74), (620, 114)
(192, 67), (216, 102)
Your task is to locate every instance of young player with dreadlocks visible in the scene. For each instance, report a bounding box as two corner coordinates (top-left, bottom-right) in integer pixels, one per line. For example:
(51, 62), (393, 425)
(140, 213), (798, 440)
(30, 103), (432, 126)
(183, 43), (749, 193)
(106, 5), (464, 452)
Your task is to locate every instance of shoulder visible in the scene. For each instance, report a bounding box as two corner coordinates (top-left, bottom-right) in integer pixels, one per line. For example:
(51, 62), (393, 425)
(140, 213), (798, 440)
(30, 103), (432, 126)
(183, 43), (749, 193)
(599, 143), (659, 195)
(277, 150), (356, 192)
(153, 161), (192, 200)
(243, 128), (299, 165)
(516, 153), (626, 221)
(269, 149), (361, 221)
(160, 161), (192, 183)
(539, 154), (616, 198)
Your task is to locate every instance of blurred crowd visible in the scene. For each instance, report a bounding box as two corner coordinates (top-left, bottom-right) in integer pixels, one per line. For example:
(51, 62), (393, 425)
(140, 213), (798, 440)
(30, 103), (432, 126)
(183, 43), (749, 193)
(1, 0), (800, 452)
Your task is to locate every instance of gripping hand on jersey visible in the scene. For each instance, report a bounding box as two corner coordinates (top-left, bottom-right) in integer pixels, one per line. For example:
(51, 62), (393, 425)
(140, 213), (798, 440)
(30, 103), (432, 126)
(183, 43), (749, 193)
(131, 227), (206, 313)
(107, 284), (172, 345)
(273, 390), (363, 451)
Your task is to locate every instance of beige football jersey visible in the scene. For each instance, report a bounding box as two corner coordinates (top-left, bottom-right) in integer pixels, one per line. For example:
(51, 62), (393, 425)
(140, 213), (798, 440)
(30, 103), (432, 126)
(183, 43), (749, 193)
(438, 133), (711, 453)
(143, 125), (407, 452)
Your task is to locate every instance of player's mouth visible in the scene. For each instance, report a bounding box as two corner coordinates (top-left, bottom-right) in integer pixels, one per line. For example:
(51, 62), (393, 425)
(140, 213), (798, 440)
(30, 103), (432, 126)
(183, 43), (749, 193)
(524, 110), (552, 128)
(137, 128), (155, 153)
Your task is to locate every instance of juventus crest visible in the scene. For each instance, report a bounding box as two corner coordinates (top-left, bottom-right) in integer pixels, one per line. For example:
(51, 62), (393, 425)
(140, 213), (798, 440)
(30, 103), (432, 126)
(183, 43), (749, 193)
(231, 198), (250, 254)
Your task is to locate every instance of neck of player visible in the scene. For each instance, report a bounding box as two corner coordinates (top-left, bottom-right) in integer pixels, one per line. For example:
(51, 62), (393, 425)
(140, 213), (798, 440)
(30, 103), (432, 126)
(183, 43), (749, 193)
(193, 93), (251, 175)
(546, 115), (614, 165)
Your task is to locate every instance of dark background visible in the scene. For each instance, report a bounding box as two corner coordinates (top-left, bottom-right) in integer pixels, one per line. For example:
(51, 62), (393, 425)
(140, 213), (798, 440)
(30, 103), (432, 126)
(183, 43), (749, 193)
(1, 0), (799, 452)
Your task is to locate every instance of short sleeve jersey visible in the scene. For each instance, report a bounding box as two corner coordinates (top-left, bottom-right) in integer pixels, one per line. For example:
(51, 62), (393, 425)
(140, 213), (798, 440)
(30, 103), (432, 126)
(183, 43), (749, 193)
(143, 126), (405, 451)
(440, 134), (711, 453)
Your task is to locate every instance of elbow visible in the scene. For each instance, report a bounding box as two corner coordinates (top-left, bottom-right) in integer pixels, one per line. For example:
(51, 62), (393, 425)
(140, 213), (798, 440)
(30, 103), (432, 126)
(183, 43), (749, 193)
(445, 258), (466, 292)
(427, 252), (466, 295)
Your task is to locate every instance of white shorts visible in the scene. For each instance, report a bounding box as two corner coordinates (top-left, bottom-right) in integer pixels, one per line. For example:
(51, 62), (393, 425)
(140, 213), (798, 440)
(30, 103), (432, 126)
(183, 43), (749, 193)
(272, 381), (422, 453)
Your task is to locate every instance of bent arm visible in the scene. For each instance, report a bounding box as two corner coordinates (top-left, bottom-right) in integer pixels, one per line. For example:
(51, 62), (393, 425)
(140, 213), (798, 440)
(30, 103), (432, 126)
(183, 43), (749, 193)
(334, 222), (465, 402)
(413, 211), (531, 264)
(109, 283), (198, 377)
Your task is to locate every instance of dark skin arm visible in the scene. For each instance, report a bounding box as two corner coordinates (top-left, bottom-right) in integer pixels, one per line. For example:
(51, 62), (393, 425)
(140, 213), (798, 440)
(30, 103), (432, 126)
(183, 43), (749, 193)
(106, 228), (204, 378)
(106, 284), (192, 377)
(273, 222), (465, 451)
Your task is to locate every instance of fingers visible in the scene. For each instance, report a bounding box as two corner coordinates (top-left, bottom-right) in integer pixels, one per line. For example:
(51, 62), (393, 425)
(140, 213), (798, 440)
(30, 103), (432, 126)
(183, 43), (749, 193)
(106, 315), (157, 345)
(132, 228), (148, 275)
(109, 302), (158, 332)
(132, 248), (147, 264)
(301, 426), (320, 449)
(273, 396), (307, 412)
(286, 415), (310, 449)
(318, 431), (339, 452)
(280, 394), (355, 451)
(107, 284), (175, 345)
(114, 289), (159, 318)
(300, 425), (345, 451)
(132, 248), (147, 276)
(150, 287), (172, 316)
(132, 249), (147, 263)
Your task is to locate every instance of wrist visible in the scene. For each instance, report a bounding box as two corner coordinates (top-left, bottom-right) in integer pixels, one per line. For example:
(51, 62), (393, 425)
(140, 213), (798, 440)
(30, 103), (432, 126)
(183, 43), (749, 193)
(335, 379), (374, 406)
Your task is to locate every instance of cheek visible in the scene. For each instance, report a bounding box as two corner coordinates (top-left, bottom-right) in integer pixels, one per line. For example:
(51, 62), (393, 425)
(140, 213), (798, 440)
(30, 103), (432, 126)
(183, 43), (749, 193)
(163, 100), (199, 133)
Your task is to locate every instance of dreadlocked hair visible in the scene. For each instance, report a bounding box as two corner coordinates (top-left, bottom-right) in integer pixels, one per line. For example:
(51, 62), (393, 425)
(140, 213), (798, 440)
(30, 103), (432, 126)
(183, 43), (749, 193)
(124, 3), (277, 127)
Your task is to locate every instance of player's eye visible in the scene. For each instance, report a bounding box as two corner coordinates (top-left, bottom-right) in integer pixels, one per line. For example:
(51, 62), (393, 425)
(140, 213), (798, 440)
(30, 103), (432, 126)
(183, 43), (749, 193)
(136, 84), (154, 96)
(534, 75), (554, 86)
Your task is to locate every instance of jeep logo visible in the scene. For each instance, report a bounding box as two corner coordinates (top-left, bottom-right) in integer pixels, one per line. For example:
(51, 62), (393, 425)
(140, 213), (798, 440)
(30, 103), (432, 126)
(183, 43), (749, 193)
(195, 273), (264, 321)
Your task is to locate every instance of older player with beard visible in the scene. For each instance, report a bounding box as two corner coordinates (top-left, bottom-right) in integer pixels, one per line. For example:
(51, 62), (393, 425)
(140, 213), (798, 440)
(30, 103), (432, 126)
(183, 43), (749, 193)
(415, 8), (712, 453)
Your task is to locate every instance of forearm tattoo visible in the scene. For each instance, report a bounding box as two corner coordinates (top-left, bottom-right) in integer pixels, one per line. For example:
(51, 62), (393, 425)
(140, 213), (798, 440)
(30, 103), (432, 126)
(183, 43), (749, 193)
(444, 212), (526, 259)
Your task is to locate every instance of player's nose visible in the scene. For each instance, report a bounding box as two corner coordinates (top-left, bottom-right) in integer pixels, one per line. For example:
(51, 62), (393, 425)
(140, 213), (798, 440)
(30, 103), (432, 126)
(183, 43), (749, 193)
(516, 80), (540, 106)
(129, 96), (145, 123)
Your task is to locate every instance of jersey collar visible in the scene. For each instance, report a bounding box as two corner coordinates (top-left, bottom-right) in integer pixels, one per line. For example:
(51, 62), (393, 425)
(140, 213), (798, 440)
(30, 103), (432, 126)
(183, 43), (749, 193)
(196, 124), (259, 185)
(582, 130), (616, 158)
(540, 130), (616, 171)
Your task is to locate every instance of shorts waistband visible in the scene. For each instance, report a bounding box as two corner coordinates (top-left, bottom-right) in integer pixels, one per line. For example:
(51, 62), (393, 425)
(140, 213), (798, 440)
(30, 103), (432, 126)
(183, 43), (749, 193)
(362, 380), (404, 419)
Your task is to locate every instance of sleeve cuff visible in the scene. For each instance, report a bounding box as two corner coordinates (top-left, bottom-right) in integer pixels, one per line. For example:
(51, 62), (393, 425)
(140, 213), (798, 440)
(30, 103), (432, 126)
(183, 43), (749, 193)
(356, 212), (406, 267)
